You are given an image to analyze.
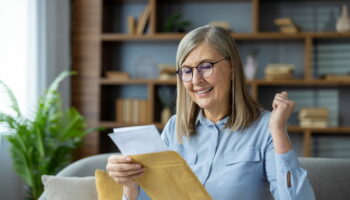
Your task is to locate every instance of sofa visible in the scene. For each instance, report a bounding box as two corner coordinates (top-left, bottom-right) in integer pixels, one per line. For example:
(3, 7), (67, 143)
(39, 153), (350, 200)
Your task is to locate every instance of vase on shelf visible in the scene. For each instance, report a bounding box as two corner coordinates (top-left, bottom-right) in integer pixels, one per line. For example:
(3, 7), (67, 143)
(336, 5), (350, 32)
(161, 107), (171, 125)
(243, 55), (258, 80)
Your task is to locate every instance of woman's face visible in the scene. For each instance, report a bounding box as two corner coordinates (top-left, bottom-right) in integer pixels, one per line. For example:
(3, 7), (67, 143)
(181, 43), (232, 115)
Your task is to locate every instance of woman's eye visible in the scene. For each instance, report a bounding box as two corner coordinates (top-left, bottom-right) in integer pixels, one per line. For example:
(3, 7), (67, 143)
(182, 68), (192, 74)
(199, 63), (212, 70)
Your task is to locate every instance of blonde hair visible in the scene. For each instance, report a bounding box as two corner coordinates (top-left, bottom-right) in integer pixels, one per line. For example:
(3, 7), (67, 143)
(175, 25), (261, 143)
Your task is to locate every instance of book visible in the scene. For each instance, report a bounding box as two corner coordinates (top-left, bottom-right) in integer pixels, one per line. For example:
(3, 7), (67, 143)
(136, 5), (151, 35)
(127, 16), (136, 35)
(116, 99), (123, 123)
(300, 121), (328, 128)
(264, 64), (294, 80)
(323, 74), (350, 81)
(106, 71), (129, 80)
(298, 108), (329, 118)
(279, 25), (300, 33)
(131, 99), (139, 125)
(209, 21), (232, 31)
(274, 17), (294, 26)
(265, 74), (294, 80)
(299, 118), (328, 123)
(158, 64), (177, 80)
(265, 67), (294, 75)
(108, 125), (212, 200)
(139, 100), (148, 124)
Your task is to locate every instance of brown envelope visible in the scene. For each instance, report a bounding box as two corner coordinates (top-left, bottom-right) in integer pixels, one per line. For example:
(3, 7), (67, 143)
(131, 151), (212, 200)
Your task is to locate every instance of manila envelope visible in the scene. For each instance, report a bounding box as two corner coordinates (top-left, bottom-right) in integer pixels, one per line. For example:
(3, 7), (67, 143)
(131, 151), (212, 200)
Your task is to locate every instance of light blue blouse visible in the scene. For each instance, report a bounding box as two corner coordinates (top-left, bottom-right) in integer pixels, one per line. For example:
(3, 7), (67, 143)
(130, 110), (315, 200)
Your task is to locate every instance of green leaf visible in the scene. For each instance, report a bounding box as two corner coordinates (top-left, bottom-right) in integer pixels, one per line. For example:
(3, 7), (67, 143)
(0, 80), (22, 117)
(5, 135), (33, 187)
(34, 124), (45, 158)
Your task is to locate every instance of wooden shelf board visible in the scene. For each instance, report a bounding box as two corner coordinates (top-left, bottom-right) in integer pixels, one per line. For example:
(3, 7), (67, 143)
(237, 32), (350, 40)
(101, 32), (350, 41)
(99, 121), (163, 129)
(253, 79), (350, 86)
(101, 33), (185, 41)
(288, 126), (350, 133)
(311, 32), (350, 39)
(100, 78), (350, 86)
(99, 121), (350, 134)
(153, 79), (177, 85)
(100, 78), (177, 85)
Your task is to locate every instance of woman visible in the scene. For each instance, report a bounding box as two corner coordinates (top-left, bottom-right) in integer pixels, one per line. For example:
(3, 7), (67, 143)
(106, 25), (315, 200)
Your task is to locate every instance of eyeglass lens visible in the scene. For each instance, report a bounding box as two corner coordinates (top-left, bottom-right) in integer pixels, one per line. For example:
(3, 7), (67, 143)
(180, 62), (214, 81)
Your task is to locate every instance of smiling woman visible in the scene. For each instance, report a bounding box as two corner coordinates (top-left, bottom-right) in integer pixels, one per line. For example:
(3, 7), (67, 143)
(106, 25), (316, 200)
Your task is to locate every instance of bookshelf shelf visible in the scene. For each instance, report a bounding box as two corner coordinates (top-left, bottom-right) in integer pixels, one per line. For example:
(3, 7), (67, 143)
(99, 121), (350, 135)
(288, 126), (350, 134)
(100, 32), (350, 42)
(253, 79), (350, 86)
(100, 78), (177, 85)
(100, 78), (350, 86)
(99, 121), (164, 129)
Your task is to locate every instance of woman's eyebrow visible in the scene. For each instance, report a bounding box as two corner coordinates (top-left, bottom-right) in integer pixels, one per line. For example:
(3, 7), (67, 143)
(181, 59), (216, 68)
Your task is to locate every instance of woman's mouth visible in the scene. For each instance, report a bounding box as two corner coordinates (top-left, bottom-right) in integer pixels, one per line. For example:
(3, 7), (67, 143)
(194, 87), (213, 95)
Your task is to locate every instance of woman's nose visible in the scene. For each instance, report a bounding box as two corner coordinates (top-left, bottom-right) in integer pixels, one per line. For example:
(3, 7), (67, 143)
(192, 68), (203, 84)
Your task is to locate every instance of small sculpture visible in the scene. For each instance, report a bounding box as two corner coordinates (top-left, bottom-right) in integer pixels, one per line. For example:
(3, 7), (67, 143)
(336, 5), (350, 32)
(244, 49), (259, 80)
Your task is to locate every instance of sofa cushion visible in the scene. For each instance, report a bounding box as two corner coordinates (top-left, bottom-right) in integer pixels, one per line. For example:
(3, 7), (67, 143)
(95, 169), (123, 200)
(41, 175), (97, 200)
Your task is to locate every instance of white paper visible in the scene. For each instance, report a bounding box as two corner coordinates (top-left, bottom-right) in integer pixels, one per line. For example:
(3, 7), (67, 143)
(108, 124), (168, 155)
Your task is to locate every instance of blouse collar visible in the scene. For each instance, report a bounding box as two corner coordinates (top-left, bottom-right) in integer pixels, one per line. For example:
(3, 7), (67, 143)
(196, 109), (229, 126)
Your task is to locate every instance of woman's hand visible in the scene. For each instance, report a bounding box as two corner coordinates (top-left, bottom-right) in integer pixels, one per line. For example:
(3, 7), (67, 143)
(269, 91), (295, 132)
(106, 155), (144, 199)
(269, 91), (295, 154)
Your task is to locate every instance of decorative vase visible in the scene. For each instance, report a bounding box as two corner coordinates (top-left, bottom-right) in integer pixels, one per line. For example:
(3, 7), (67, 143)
(336, 5), (350, 32)
(244, 55), (258, 80)
(161, 107), (171, 125)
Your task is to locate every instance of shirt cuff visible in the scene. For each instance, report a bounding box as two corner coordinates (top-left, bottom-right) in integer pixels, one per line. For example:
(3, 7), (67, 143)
(122, 193), (129, 200)
(275, 149), (299, 174)
(122, 186), (140, 200)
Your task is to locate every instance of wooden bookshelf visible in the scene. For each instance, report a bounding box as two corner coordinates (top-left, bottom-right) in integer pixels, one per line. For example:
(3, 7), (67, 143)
(72, 0), (350, 158)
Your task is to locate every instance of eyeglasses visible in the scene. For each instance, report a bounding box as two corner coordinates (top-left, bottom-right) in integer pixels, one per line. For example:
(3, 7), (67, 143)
(176, 58), (227, 82)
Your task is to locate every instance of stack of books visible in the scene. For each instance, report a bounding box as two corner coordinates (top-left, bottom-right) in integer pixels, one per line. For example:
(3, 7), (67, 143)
(158, 64), (176, 80)
(298, 107), (329, 128)
(106, 71), (129, 80)
(264, 64), (294, 80)
(322, 74), (350, 81)
(274, 18), (300, 33)
(116, 99), (149, 125)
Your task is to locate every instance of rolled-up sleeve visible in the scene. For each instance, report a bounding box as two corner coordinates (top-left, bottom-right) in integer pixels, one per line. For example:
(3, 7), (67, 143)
(265, 135), (315, 200)
(122, 187), (150, 200)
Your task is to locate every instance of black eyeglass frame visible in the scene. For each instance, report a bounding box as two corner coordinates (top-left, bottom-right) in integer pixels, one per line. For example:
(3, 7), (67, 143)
(176, 58), (227, 82)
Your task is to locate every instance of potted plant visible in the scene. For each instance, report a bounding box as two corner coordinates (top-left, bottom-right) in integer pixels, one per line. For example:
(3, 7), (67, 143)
(163, 13), (191, 32)
(0, 71), (96, 200)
